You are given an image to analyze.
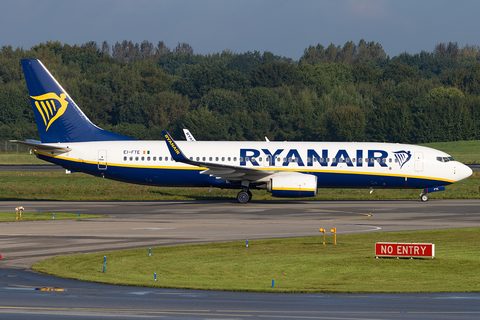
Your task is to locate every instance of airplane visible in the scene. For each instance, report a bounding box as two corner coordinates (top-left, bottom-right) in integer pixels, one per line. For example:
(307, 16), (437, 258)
(13, 59), (473, 203)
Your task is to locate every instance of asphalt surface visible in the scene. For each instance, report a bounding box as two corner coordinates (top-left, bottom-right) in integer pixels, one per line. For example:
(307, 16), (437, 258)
(1, 200), (480, 319)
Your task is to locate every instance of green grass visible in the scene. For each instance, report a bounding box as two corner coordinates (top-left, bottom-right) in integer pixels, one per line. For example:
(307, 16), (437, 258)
(32, 228), (480, 293)
(0, 170), (478, 201)
(0, 153), (47, 165)
(0, 211), (107, 222)
(0, 170), (479, 201)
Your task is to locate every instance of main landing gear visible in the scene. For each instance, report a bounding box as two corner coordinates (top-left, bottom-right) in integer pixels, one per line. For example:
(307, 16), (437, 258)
(237, 189), (253, 204)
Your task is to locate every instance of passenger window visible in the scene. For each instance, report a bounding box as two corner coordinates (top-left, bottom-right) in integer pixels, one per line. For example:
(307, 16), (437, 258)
(216, 157), (219, 161)
(165, 157), (169, 161)
(234, 157), (237, 161)
(222, 157), (225, 161)
(228, 157), (231, 161)
(135, 157), (139, 161)
(124, 156), (127, 161)
(189, 157), (193, 160)
(389, 158), (392, 163)
(129, 157), (133, 161)
(238, 157), (242, 162)
(258, 157), (262, 162)
(141, 157), (144, 161)
(209, 157), (212, 161)
(153, 156), (156, 161)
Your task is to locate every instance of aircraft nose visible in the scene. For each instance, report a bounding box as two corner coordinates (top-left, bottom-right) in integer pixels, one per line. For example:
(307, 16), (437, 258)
(455, 163), (473, 181)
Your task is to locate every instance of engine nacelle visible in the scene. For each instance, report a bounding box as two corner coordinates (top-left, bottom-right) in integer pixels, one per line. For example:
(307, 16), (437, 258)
(266, 172), (317, 198)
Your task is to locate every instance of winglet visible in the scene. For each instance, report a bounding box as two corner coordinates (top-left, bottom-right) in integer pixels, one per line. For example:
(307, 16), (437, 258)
(162, 131), (190, 162)
(183, 129), (196, 141)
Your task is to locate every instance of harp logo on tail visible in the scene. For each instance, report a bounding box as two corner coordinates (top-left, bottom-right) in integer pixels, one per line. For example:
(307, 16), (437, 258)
(30, 92), (68, 131)
(393, 150), (412, 169)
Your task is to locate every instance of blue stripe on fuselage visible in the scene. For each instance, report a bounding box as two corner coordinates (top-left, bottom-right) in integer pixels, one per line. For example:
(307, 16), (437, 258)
(37, 153), (451, 190)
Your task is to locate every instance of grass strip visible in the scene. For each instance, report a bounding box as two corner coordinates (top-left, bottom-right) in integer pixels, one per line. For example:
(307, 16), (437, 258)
(0, 211), (107, 222)
(0, 171), (479, 201)
(32, 228), (480, 293)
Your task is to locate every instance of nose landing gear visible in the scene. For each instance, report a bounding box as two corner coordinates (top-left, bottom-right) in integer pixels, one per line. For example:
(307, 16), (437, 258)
(420, 193), (429, 202)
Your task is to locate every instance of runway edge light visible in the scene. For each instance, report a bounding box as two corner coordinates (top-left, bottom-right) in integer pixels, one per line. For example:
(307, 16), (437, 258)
(330, 227), (337, 245)
(319, 228), (325, 245)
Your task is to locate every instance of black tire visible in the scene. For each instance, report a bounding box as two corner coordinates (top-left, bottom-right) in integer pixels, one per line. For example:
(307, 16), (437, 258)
(237, 190), (250, 204)
(421, 194), (429, 202)
(247, 190), (253, 202)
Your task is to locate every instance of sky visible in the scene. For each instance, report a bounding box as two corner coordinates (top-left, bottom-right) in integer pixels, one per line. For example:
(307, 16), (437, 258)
(1, 0), (480, 60)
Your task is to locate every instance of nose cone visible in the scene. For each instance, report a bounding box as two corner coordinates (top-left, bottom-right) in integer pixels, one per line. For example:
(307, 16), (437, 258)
(455, 163), (473, 182)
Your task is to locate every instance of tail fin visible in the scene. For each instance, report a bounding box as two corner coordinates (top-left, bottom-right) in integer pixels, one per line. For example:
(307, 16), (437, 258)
(21, 59), (134, 143)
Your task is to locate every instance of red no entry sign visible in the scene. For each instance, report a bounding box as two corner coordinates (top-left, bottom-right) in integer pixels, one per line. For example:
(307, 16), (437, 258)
(375, 242), (435, 258)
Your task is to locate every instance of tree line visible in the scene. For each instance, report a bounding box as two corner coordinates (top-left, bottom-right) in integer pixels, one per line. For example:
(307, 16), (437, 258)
(0, 39), (479, 144)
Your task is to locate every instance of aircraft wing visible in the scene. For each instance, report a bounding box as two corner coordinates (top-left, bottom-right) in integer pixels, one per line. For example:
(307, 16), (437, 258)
(162, 131), (272, 181)
(10, 140), (72, 152)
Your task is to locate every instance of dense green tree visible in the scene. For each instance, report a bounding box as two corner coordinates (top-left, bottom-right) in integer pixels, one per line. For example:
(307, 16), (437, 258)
(2, 39), (480, 144)
(320, 105), (366, 141)
(250, 63), (301, 88)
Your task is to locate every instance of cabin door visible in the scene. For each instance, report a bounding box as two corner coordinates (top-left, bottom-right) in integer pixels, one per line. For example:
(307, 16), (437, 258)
(98, 150), (107, 170)
(414, 152), (423, 172)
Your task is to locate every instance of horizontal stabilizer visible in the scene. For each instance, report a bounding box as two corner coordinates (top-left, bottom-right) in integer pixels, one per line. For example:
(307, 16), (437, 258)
(10, 140), (72, 152)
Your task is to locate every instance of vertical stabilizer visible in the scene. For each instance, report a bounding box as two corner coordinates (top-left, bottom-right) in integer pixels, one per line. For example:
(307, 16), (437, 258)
(21, 59), (134, 143)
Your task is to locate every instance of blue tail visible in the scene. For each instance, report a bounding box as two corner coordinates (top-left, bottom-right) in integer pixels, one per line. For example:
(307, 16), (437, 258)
(21, 59), (134, 143)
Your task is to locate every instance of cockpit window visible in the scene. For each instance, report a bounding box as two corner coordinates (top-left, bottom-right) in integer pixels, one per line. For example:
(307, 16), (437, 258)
(437, 156), (455, 162)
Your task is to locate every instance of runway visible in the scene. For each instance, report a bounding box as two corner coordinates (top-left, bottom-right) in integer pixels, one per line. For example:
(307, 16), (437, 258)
(1, 200), (480, 319)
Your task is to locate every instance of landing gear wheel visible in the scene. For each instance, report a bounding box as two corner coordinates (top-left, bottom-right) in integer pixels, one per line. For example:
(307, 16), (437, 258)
(420, 194), (429, 202)
(237, 190), (251, 204)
